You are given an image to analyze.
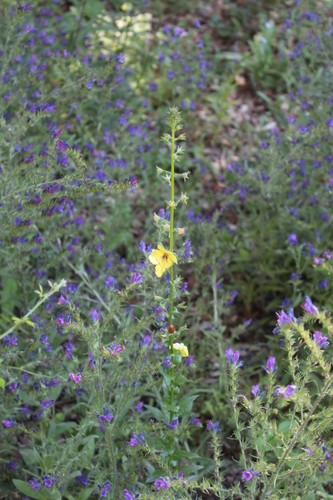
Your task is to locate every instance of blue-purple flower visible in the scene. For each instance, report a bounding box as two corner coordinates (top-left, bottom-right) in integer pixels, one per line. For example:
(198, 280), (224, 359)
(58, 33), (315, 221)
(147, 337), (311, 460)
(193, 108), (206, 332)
(277, 384), (296, 398)
(288, 233), (298, 245)
(69, 373), (82, 384)
(161, 356), (172, 369)
(266, 356), (277, 373)
(313, 331), (329, 348)
(43, 475), (59, 488)
(130, 272), (143, 285)
(90, 309), (102, 322)
(225, 348), (242, 367)
(168, 418), (179, 430)
(207, 420), (221, 433)
(242, 469), (259, 481)
(98, 480), (112, 497)
(77, 474), (89, 486)
(154, 477), (170, 490)
(98, 408), (113, 423)
(2, 418), (16, 428)
(123, 489), (135, 500)
(251, 384), (260, 397)
(29, 479), (41, 491)
(129, 433), (145, 447)
(276, 308), (295, 326)
(40, 399), (55, 409)
(302, 296), (318, 315)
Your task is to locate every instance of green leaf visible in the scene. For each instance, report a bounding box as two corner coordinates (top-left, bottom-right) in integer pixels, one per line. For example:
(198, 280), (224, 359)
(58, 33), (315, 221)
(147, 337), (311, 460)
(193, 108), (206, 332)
(19, 448), (42, 467)
(0, 377), (5, 389)
(83, 0), (104, 18)
(12, 480), (50, 500)
(48, 421), (78, 440)
(76, 488), (96, 500)
(178, 395), (198, 414)
(1, 277), (19, 314)
(144, 405), (164, 421)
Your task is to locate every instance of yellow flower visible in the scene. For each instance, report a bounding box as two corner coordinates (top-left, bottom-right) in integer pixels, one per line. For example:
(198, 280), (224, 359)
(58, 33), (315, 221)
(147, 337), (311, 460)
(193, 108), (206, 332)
(149, 245), (177, 278)
(173, 342), (189, 357)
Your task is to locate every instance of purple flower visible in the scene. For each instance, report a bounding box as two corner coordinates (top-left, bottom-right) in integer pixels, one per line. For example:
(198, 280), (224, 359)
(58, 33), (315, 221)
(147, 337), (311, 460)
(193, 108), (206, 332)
(288, 233), (298, 245)
(266, 356), (277, 373)
(161, 356), (172, 368)
(323, 250), (332, 260)
(183, 239), (191, 259)
(105, 276), (117, 289)
(40, 399), (54, 409)
(190, 416), (201, 426)
(77, 474), (89, 486)
(116, 53), (124, 64)
(277, 385), (296, 398)
(154, 477), (170, 490)
(90, 309), (101, 322)
(302, 296), (318, 315)
(98, 408), (113, 423)
(130, 272), (143, 285)
(168, 418), (178, 429)
(242, 470), (253, 481)
(5, 460), (16, 472)
(225, 348), (241, 366)
(251, 384), (260, 397)
(184, 354), (194, 366)
(207, 420), (221, 433)
(98, 480), (112, 497)
(3, 333), (18, 346)
(69, 373), (82, 384)
(174, 26), (184, 37)
(43, 475), (58, 488)
(108, 343), (123, 356)
(2, 418), (16, 428)
(242, 469), (259, 481)
(123, 490), (134, 500)
(276, 308), (295, 326)
(134, 401), (144, 413)
(313, 331), (329, 348)
(227, 289), (238, 305)
(141, 334), (151, 346)
(129, 433), (145, 446)
(326, 118), (333, 129)
(55, 139), (68, 151)
(29, 479), (41, 491)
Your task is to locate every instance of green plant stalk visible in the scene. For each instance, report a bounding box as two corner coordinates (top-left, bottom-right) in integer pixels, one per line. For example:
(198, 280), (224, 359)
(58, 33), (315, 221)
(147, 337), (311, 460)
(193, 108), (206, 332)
(168, 122), (176, 328)
(262, 376), (333, 498)
(212, 268), (227, 393)
(168, 120), (176, 418)
(230, 365), (247, 467)
(0, 279), (66, 341)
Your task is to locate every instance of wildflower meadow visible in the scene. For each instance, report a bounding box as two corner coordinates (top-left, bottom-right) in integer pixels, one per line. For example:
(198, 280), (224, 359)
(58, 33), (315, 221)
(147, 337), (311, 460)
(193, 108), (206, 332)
(1, 0), (333, 499)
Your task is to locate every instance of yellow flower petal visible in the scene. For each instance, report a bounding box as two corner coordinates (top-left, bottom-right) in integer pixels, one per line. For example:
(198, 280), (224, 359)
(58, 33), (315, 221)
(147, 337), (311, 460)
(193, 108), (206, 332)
(149, 246), (177, 278)
(169, 252), (177, 264)
(155, 264), (164, 277)
(149, 250), (161, 265)
(173, 342), (189, 357)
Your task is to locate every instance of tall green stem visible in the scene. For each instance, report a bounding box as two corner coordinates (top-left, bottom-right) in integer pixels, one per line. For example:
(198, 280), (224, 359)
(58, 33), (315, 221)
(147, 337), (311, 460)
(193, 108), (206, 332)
(168, 124), (175, 329)
(168, 122), (176, 418)
(0, 279), (66, 341)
